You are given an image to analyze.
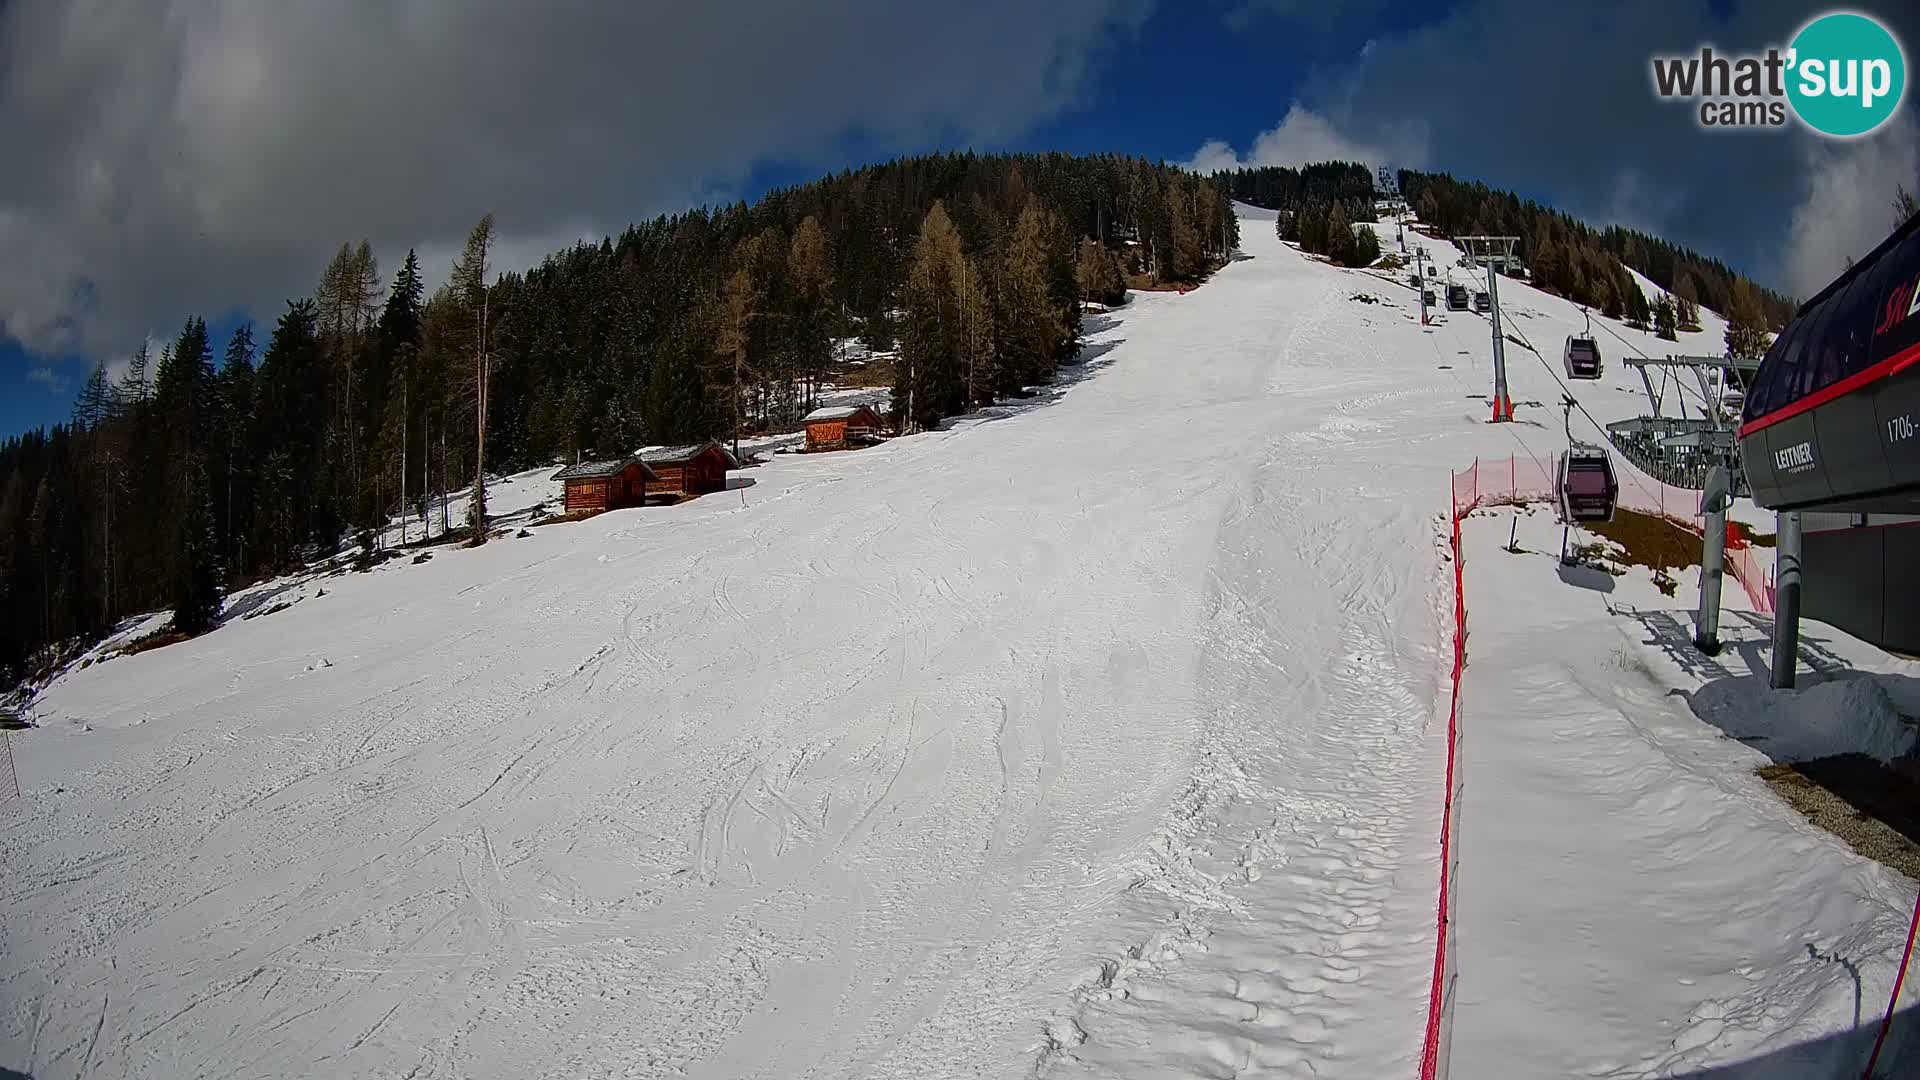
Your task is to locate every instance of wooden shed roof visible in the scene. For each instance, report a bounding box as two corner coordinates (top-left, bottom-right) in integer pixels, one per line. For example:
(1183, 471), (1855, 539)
(638, 440), (739, 469)
(552, 456), (658, 482)
(803, 403), (879, 422)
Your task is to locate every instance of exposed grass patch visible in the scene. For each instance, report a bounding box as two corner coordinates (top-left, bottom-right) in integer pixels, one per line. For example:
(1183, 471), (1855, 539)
(1585, 507), (1705, 574)
(123, 628), (192, 657)
(1758, 755), (1920, 882)
(827, 356), (895, 389)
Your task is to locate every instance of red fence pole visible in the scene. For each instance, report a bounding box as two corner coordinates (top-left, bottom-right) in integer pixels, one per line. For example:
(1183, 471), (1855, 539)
(1863, 889), (1920, 1078)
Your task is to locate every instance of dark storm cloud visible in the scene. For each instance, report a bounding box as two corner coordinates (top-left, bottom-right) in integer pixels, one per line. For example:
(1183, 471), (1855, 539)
(0, 0), (1152, 358)
(1211, 0), (1920, 297)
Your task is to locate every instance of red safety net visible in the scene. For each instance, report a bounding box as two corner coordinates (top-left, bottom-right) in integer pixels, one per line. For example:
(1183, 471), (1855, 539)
(1449, 456), (1774, 615)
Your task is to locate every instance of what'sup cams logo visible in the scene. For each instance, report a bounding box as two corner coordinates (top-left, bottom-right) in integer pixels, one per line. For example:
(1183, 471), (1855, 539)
(1651, 11), (1906, 136)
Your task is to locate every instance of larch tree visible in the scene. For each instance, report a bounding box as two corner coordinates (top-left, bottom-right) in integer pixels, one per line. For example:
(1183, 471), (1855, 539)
(452, 214), (496, 545)
(1002, 200), (1064, 391)
(1725, 279), (1772, 362)
(788, 217), (834, 411)
(896, 201), (970, 432)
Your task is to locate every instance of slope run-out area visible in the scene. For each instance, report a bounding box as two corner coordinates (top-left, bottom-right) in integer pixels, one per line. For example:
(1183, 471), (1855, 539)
(0, 203), (1818, 1079)
(2, 206), (1448, 1079)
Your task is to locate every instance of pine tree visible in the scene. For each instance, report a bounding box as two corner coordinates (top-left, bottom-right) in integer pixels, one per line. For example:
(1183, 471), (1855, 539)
(169, 459), (222, 635)
(219, 325), (256, 577)
(1622, 270), (1652, 328)
(1325, 201), (1355, 265)
(121, 342), (152, 404)
(1652, 294), (1678, 340)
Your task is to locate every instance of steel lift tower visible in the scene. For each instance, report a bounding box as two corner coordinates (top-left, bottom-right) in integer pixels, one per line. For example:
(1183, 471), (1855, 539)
(1456, 236), (1520, 422)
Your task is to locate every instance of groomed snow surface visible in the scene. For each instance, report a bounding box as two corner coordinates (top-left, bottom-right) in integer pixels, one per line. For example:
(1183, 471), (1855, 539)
(2, 206), (1914, 1078)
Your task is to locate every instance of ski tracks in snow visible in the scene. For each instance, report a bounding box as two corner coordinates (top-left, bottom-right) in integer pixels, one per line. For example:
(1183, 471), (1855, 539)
(1038, 257), (1451, 1078)
(7, 220), (1472, 1079)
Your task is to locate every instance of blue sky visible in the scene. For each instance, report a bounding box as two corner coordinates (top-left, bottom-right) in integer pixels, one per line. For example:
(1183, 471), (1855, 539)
(5, 0), (1918, 440)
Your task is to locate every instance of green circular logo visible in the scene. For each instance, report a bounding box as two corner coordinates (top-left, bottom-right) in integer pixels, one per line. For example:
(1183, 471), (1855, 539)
(1787, 12), (1906, 137)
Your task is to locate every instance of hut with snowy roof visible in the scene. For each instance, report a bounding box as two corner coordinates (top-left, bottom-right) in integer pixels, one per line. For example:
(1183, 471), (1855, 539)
(802, 403), (884, 450)
(552, 456), (658, 514)
(639, 441), (738, 500)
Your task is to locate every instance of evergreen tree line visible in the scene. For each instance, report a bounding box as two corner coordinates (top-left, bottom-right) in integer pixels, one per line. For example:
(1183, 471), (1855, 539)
(1397, 170), (1796, 328)
(1211, 162), (1378, 218)
(0, 152), (1236, 687)
(1277, 200), (1383, 268)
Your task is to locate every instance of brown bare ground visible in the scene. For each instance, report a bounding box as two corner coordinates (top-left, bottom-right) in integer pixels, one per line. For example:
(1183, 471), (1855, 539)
(1758, 755), (1920, 882)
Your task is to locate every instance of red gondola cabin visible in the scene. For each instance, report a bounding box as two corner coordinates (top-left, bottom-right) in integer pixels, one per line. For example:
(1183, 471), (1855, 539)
(639, 441), (739, 500)
(803, 404), (885, 450)
(552, 456), (658, 514)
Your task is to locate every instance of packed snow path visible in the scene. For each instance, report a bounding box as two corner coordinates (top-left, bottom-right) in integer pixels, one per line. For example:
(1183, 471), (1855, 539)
(0, 207), (1806, 1078)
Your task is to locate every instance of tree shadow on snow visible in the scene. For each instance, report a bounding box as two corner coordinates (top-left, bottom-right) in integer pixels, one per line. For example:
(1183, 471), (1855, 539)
(932, 344), (1124, 432)
(1666, 1003), (1915, 1078)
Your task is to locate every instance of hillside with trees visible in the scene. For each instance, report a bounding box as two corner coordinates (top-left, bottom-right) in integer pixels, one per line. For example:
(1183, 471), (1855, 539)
(1213, 162), (1377, 220)
(1396, 170), (1796, 329)
(0, 152), (1237, 687)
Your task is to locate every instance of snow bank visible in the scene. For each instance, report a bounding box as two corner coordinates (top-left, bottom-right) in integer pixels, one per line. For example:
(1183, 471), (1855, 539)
(1693, 676), (1919, 764)
(1452, 505), (1919, 1078)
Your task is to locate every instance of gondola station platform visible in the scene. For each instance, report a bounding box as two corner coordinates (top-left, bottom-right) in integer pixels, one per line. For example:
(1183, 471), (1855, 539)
(1739, 211), (1920, 655)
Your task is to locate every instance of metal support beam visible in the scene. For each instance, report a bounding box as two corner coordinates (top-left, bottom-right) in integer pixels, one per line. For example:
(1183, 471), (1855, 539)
(1695, 466), (1730, 655)
(1771, 511), (1803, 689)
(1458, 235), (1519, 422)
(1488, 259), (1510, 421)
(1639, 367), (1663, 418)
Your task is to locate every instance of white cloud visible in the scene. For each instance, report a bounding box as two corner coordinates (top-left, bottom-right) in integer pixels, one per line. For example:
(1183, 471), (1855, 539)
(1181, 104), (1429, 174)
(25, 365), (65, 393)
(0, 0), (1153, 360)
(1781, 118), (1919, 297)
(1213, 0), (1920, 292)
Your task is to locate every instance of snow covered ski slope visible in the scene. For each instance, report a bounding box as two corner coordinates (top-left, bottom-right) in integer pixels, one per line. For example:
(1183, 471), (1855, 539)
(2, 205), (1909, 1078)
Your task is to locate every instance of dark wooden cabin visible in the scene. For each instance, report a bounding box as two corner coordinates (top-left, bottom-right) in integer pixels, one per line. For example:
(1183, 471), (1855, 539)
(552, 456), (657, 514)
(639, 441), (739, 500)
(803, 404), (884, 450)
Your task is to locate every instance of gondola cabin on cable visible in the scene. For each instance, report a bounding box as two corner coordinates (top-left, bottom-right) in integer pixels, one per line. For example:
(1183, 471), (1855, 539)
(1473, 291), (1491, 314)
(552, 456), (658, 514)
(1739, 208), (1920, 515)
(1557, 443), (1619, 523)
(639, 440), (739, 501)
(1447, 284), (1470, 311)
(1564, 336), (1603, 380)
(802, 403), (885, 451)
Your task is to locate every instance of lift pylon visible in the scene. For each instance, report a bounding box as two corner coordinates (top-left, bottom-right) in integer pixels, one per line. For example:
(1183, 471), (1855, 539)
(1457, 235), (1520, 422)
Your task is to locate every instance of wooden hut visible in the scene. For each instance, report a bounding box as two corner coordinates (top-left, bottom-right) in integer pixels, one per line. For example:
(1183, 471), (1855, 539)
(639, 441), (738, 500)
(802, 404), (884, 450)
(552, 456), (657, 514)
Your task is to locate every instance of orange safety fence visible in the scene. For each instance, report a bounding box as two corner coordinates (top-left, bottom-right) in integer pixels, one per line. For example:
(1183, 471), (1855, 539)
(1428, 455), (1780, 1079)
(1422, 487), (1472, 1080)
(1450, 456), (1775, 614)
